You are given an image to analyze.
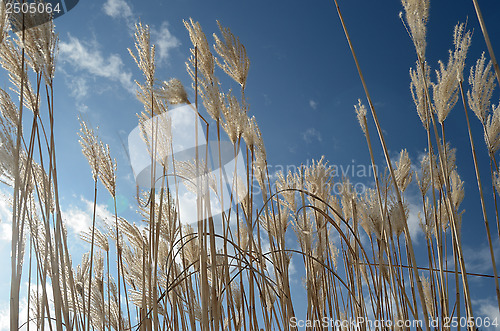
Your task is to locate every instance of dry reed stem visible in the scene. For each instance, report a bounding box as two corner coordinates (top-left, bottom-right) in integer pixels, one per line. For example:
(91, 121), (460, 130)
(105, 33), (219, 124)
(471, 0), (500, 86)
(332, 0), (430, 328)
(5, 4), (500, 330)
(459, 80), (500, 309)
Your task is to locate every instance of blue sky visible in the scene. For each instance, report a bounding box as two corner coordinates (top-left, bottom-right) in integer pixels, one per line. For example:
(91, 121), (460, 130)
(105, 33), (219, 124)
(2, 0), (500, 328)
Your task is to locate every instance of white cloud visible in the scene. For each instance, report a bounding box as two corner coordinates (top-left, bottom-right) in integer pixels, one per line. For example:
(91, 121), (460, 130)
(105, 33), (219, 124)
(463, 242), (500, 275)
(176, 189), (224, 226)
(407, 200), (422, 241)
(62, 205), (91, 234)
(103, 0), (179, 64)
(59, 35), (135, 94)
(0, 190), (109, 242)
(309, 100), (318, 110)
(0, 282), (56, 331)
(0, 222), (10, 241)
(69, 76), (89, 100)
(0, 299), (30, 331)
(76, 103), (89, 113)
(62, 196), (114, 234)
(65, 75), (89, 111)
(151, 22), (180, 64)
(302, 128), (322, 144)
(0, 195), (11, 221)
(104, 0), (179, 66)
(475, 298), (500, 330)
(102, 0), (132, 20)
(83, 198), (114, 224)
(0, 191), (12, 242)
(0, 303), (7, 331)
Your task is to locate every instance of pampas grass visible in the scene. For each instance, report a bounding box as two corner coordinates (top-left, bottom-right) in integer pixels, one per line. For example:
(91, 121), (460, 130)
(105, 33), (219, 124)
(3, 1), (500, 330)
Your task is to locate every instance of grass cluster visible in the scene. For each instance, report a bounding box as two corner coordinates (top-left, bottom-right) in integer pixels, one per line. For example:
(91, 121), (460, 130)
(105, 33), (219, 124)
(3, 0), (500, 330)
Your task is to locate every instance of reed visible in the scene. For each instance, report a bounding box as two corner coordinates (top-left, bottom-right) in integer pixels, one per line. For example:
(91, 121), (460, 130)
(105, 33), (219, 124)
(3, 1), (500, 330)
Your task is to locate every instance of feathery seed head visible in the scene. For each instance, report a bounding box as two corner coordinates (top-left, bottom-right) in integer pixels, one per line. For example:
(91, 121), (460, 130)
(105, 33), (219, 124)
(160, 78), (189, 105)
(441, 142), (457, 181)
(432, 23), (471, 123)
(242, 115), (258, 149)
(401, 0), (430, 60)
(81, 227), (109, 252)
(303, 156), (334, 204)
(410, 61), (431, 129)
(213, 21), (250, 90)
(253, 150), (267, 194)
(292, 211), (314, 252)
(129, 22), (156, 87)
(15, 16), (58, 84)
(494, 169), (500, 197)
(450, 169), (464, 210)
(238, 220), (250, 251)
(416, 156), (428, 196)
(98, 142), (117, 198)
(139, 111), (172, 170)
(363, 188), (384, 239)
(354, 99), (367, 135)
(419, 197), (434, 239)
(419, 151), (439, 191)
(0, 1), (10, 44)
(182, 225), (200, 270)
(0, 94), (18, 186)
(184, 18), (215, 84)
(467, 53), (495, 125)
(340, 177), (356, 221)
(0, 38), (39, 113)
(78, 118), (100, 182)
(329, 242), (339, 271)
(395, 149), (413, 192)
(436, 199), (450, 234)
(199, 75), (223, 120)
(136, 82), (167, 117)
(276, 170), (298, 212)
(175, 158), (217, 196)
(0, 88), (18, 126)
(356, 197), (372, 236)
(485, 103), (500, 154)
(388, 202), (408, 237)
(261, 208), (288, 239)
(328, 194), (343, 225)
(221, 90), (246, 143)
(420, 273), (435, 317)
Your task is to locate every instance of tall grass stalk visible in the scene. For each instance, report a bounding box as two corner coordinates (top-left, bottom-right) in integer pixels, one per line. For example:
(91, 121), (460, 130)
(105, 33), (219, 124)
(471, 0), (500, 86)
(459, 79), (500, 307)
(4, 2), (500, 330)
(333, 0), (430, 327)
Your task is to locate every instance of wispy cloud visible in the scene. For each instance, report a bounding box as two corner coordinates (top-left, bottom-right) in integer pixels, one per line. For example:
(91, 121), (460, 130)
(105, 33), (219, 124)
(302, 128), (322, 144)
(463, 242), (500, 275)
(68, 76), (89, 100)
(309, 100), (318, 110)
(0, 223), (10, 242)
(0, 282), (56, 330)
(407, 200), (422, 241)
(103, 0), (179, 66)
(62, 196), (114, 235)
(0, 299), (26, 330)
(0, 189), (112, 241)
(59, 35), (135, 94)
(103, 0), (133, 21)
(151, 22), (180, 64)
(0, 191), (12, 242)
(474, 298), (500, 330)
(62, 205), (92, 234)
